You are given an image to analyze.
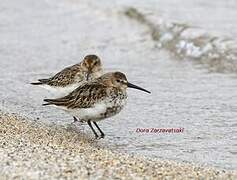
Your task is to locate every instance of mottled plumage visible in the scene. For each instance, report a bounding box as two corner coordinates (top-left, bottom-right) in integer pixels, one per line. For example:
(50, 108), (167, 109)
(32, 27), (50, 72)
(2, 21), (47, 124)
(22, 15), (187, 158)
(38, 64), (84, 87)
(31, 54), (103, 97)
(43, 72), (150, 138)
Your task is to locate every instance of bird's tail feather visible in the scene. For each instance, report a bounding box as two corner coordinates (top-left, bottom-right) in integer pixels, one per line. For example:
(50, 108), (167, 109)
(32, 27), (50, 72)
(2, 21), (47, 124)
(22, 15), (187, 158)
(38, 79), (49, 83)
(42, 103), (51, 106)
(43, 98), (69, 106)
(30, 82), (43, 85)
(31, 78), (49, 85)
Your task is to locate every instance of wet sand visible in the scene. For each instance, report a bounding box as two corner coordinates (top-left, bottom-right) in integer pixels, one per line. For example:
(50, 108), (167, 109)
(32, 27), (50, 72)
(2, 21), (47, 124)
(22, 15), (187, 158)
(0, 112), (236, 179)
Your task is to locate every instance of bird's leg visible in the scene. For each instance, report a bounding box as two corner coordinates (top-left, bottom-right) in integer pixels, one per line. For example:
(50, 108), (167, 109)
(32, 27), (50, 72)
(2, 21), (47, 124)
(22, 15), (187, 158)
(93, 122), (105, 138)
(73, 116), (84, 124)
(73, 116), (78, 123)
(87, 121), (99, 139)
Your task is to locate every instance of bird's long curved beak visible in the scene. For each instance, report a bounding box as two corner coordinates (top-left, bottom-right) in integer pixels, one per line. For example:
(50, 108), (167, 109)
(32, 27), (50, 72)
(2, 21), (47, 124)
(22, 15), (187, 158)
(127, 82), (151, 94)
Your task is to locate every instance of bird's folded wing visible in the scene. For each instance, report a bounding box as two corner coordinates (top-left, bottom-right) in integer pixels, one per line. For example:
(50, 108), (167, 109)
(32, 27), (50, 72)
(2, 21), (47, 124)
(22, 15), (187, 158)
(45, 64), (82, 87)
(44, 82), (107, 109)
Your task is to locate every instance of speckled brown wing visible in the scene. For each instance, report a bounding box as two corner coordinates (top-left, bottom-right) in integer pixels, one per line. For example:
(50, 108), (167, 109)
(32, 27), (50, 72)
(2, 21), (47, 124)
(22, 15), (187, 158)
(41, 64), (83, 87)
(43, 82), (108, 109)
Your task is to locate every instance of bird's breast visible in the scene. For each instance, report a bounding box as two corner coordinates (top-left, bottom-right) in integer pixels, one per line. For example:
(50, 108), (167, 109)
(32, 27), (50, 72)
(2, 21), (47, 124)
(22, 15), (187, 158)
(101, 92), (127, 119)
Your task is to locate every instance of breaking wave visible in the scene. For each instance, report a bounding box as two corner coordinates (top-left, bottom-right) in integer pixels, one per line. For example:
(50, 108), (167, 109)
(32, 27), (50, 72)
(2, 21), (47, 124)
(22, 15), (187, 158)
(124, 8), (237, 73)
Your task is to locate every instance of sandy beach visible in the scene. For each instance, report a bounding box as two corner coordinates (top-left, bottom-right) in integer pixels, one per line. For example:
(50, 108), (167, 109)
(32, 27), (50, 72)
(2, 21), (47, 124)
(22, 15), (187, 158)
(0, 112), (236, 179)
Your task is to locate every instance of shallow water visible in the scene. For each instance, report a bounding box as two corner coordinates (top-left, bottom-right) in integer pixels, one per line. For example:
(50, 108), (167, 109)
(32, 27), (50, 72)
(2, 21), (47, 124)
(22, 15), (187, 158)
(0, 0), (237, 170)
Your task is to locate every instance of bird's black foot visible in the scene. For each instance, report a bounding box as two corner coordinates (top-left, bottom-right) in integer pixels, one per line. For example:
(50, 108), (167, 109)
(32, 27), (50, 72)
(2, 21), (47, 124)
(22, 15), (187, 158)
(72, 116), (85, 124)
(95, 134), (105, 139)
(73, 116), (78, 123)
(100, 134), (105, 139)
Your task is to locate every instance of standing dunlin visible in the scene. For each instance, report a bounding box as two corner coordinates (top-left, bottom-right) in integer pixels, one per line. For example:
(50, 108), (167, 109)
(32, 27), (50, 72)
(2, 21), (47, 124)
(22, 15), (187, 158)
(43, 72), (150, 138)
(31, 54), (103, 122)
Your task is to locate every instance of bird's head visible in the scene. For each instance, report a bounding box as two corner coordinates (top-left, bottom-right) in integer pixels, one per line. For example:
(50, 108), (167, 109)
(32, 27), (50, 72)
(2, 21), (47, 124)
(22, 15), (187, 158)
(100, 72), (151, 93)
(81, 54), (103, 80)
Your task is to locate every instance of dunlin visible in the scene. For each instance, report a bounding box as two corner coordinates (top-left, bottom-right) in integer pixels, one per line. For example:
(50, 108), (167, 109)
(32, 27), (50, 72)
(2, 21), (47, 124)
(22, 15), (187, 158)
(31, 54), (103, 97)
(43, 72), (150, 138)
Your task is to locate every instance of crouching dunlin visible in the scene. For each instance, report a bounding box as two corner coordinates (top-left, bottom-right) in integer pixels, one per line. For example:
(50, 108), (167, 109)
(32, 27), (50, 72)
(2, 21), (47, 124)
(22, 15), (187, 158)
(31, 54), (103, 97)
(31, 54), (103, 122)
(43, 72), (151, 139)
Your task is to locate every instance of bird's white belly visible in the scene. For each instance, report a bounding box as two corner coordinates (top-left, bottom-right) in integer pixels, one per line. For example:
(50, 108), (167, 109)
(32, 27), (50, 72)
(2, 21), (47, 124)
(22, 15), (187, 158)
(68, 98), (126, 122)
(50, 96), (127, 122)
(68, 102), (108, 121)
(39, 83), (79, 98)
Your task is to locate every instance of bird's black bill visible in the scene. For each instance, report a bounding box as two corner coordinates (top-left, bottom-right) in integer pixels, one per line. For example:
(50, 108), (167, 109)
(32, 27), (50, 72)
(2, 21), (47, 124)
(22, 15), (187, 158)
(127, 82), (151, 94)
(86, 72), (91, 81)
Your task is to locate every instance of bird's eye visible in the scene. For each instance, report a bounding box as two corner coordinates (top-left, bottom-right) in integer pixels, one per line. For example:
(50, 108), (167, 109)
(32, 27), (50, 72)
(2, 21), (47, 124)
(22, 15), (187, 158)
(94, 61), (98, 65)
(116, 79), (120, 83)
